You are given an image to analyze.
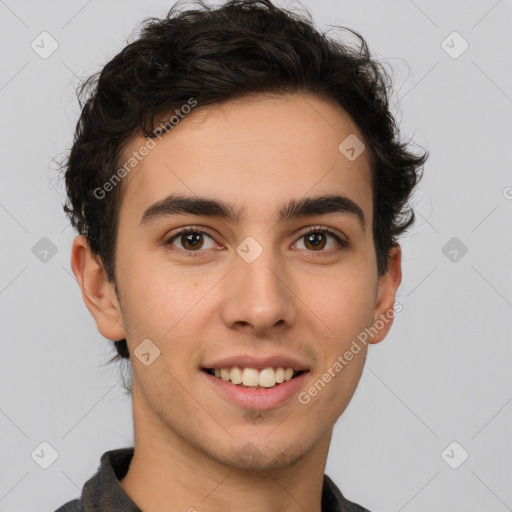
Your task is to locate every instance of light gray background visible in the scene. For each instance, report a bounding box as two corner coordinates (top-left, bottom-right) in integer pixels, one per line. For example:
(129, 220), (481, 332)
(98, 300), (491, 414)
(1, 0), (511, 511)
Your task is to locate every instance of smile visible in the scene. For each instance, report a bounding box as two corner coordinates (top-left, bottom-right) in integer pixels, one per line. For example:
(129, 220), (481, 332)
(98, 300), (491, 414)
(202, 367), (309, 410)
(204, 366), (304, 389)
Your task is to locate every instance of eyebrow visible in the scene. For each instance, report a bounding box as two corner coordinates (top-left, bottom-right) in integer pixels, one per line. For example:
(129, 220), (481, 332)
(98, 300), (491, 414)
(139, 193), (366, 230)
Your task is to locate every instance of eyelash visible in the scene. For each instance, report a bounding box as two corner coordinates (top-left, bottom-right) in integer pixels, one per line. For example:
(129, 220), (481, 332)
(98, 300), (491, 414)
(165, 225), (348, 258)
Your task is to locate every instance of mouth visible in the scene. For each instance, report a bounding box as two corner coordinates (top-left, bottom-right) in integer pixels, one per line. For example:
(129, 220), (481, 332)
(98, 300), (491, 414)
(202, 366), (307, 390)
(201, 365), (310, 410)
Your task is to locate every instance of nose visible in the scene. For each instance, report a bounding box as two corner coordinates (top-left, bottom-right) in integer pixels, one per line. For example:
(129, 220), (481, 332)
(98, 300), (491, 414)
(219, 246), (297, 336)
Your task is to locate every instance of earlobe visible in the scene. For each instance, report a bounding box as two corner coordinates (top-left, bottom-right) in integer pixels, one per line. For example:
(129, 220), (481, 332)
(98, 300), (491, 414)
(368, 244), (402, 345)
(70, 235), (126, 341)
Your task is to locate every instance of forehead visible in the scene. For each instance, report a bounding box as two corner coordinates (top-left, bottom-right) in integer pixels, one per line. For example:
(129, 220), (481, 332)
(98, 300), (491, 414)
(118, 93), (373, 226)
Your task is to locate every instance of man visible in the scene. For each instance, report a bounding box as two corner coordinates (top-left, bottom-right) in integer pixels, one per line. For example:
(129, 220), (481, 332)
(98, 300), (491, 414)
(57, 0), (427, 510)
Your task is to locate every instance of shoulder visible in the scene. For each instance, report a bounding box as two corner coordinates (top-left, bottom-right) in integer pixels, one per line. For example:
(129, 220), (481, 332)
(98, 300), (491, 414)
(322, 474), (372, 512)
(343, 500), (372, 512)
(54, 499), (83, 512)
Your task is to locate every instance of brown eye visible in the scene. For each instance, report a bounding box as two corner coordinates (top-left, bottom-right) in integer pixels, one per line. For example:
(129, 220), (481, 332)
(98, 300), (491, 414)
(304, 232), (327, 250)
(180, 232), (204, 250)
(295, 228), (347, 252)
(166, 228), (216, 254)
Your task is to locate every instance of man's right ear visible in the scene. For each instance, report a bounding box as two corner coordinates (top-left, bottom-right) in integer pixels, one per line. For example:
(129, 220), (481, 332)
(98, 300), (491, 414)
(70, 235), (126, 341)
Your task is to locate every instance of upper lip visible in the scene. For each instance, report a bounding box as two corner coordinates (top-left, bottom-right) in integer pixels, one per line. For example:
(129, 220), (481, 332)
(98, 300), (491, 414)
(202, 355), (310, 372)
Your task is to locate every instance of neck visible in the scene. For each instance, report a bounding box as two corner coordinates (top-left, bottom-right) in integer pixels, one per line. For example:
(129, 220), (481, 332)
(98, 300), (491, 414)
(119, 386), (331, 512)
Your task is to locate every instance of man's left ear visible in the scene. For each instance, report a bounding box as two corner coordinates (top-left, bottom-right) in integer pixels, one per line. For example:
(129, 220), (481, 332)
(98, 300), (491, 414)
(368, 243), (402, 344)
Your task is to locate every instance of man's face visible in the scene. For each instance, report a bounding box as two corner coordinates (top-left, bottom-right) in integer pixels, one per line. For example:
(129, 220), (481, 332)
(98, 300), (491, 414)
(94, 93), (399, 470)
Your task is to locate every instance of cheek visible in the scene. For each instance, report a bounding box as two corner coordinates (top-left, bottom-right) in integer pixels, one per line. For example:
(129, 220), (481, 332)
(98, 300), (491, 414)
(300, 278), (374, 417)
(116, 249), (212, 342)
(304, 268), (377, 339)
(118, 266), (209, 390)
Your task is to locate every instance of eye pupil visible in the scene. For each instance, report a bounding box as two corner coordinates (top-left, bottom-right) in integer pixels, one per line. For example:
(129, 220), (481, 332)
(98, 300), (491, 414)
(183, 232), (203, 250)
(305, 232), (326, 250)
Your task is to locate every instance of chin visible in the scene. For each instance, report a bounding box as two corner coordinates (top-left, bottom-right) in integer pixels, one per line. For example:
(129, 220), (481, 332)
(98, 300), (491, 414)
(206, 435), (313, 473)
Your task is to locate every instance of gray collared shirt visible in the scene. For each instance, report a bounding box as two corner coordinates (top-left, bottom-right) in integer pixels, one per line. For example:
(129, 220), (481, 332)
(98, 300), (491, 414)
(55, 448), (371, 512)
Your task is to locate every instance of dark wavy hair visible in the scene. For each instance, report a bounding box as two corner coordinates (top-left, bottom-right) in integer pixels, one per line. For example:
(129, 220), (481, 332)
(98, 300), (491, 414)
(59, 0), (427, 376)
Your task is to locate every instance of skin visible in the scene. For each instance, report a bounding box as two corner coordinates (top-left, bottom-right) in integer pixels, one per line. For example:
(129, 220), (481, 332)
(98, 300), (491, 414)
(71, 92), (401, 512)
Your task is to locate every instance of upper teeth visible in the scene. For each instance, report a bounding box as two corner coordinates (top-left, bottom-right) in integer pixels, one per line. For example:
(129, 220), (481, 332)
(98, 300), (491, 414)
(212, 367), (296, 388)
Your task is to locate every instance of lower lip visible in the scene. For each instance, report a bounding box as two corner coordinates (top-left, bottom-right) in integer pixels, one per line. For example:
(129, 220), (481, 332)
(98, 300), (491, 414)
(202, 371), (308, 410)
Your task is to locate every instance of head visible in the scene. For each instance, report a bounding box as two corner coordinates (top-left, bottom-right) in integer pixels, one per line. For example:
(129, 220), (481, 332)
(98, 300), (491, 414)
(63, 0), (426, 471)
